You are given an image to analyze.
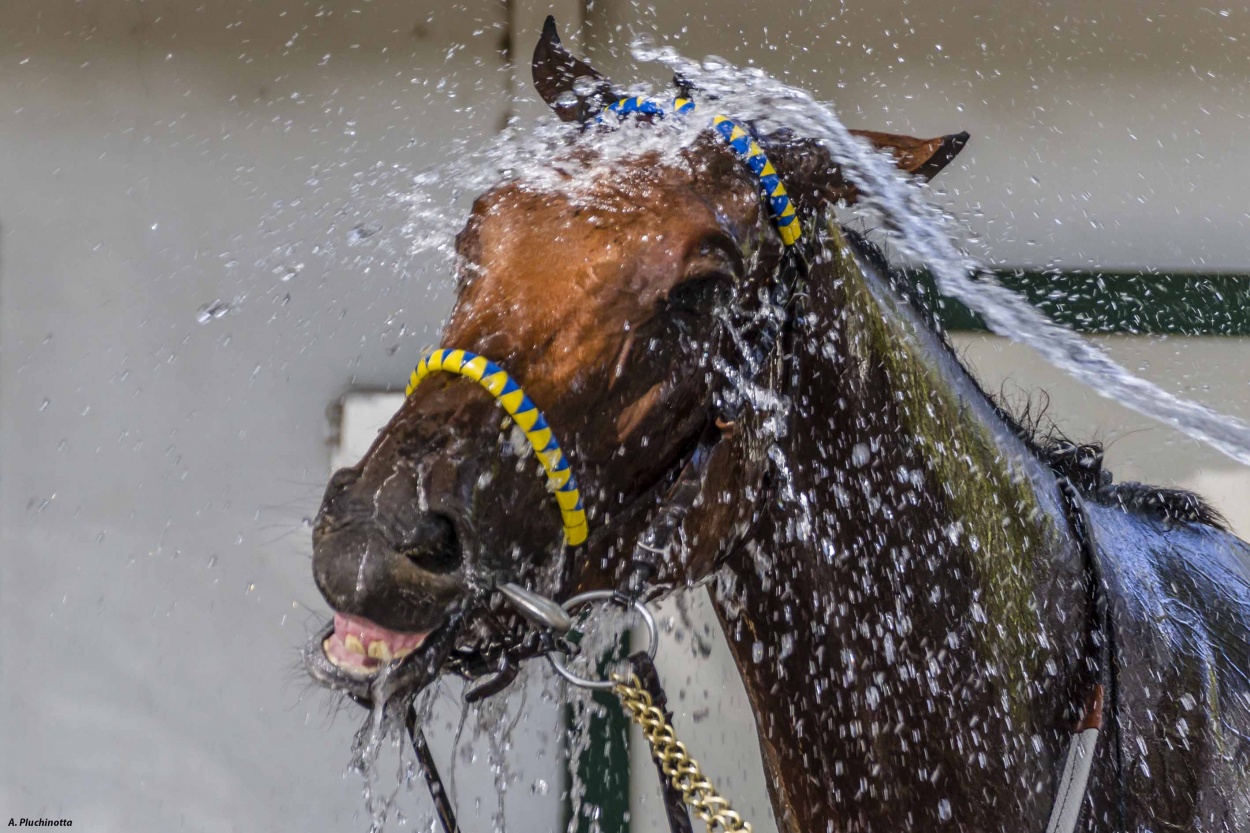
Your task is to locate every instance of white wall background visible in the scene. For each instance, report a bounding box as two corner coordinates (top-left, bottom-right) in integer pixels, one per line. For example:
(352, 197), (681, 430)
(1, 2), (1247, 832)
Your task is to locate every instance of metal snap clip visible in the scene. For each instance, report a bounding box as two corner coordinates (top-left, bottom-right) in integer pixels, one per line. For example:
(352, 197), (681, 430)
(498, 582), (574, 634)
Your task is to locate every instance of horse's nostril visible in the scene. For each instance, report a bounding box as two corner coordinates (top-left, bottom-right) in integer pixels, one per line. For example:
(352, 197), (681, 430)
(401, 513), (462, 574)
(326, 466), (361, 497)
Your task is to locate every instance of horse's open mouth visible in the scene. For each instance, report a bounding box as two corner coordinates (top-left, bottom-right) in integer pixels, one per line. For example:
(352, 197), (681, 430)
(304, 612), (463, 703)
(321, 612), (432, 676)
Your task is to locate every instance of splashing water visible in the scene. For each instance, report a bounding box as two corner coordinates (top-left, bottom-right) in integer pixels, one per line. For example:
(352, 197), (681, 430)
(629, 42), (1250, 468)
(397, 98), (712, 276)
(348, 664), (416, 833)
(341, 565), (583, 831)
(397, 41), (1250, 466)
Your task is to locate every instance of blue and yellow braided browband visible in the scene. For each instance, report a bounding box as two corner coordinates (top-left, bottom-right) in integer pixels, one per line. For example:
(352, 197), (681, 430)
(604, 96), (802, 248)
(407, 349), (589, 546)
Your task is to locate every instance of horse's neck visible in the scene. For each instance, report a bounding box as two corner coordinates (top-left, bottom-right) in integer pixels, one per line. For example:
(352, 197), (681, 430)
(712, 227), (1090, 831)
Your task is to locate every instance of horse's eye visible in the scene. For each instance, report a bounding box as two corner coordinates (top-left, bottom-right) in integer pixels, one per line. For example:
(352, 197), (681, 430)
(664, 273), (732, 316)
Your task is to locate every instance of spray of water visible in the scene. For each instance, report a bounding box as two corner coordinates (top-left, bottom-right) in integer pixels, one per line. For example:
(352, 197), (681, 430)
(628, 43), (1250, 469)
(348, 677), (423, 833)
(374, 42), (1250, 831)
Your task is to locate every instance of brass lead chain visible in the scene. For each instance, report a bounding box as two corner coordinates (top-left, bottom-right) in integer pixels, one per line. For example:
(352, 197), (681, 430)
(611, 673), (753, 833)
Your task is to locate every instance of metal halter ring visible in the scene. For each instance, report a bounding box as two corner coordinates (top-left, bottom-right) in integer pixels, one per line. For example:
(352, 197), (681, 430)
(547, 590), (659, 691)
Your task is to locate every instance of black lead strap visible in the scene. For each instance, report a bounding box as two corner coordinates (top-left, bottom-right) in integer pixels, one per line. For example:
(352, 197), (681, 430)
(627, 652), (697, 833)
(615, 423), (723, 605)
(406, 705), (462, 833)
(406, 662), (698, 833)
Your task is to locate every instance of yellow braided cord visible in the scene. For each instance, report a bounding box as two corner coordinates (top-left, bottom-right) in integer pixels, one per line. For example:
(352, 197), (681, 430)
(406, 348), (588, 546)
(603, 97), (801, 249)
(612, 673), (752, 833)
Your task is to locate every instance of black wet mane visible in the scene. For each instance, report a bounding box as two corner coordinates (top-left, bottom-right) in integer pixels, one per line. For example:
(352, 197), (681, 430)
(995, 389), (1229, 530)
(841, 228), (1229, 532)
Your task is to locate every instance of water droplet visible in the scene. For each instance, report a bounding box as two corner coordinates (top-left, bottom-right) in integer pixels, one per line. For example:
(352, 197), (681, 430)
(779, 633), (795, 661)
(273, 263), (304, 282)
(196, 299), (232, 324)
(349, 224), (380, 244)
(851, 442), (871, 467)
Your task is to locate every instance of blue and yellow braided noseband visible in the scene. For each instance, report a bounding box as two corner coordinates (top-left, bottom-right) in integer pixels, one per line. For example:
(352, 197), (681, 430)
(604, 96), (803, 248)
(407, 348), (588, 546)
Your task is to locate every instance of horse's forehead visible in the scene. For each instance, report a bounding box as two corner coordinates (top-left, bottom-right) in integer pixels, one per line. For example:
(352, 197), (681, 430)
(442, 163), (734, 385)
(477, 163), (704, 235)
(465, 170), (725, 293)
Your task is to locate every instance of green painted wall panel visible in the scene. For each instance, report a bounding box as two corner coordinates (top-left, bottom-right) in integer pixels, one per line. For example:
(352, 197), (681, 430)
(909, 271), (1250, 334)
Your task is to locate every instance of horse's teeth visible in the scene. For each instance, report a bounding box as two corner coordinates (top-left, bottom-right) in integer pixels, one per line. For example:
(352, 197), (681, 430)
(344, 634), (365, 655)
(394, 645), (416, 659)
(367, 640), (393, 661)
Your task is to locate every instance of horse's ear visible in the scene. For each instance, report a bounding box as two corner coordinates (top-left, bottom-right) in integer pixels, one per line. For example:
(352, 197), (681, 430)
(761, 129), (969, 209)
(851, 130), (970, 182)
(532, 16), (617, 123)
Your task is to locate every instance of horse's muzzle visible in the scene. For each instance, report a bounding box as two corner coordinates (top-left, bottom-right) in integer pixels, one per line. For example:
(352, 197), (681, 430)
(305, 365), (569, 698)
(312, 522), (467, 635)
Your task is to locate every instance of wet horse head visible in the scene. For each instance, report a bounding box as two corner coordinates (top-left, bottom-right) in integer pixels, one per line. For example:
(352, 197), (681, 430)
(307, 18), (968, 686)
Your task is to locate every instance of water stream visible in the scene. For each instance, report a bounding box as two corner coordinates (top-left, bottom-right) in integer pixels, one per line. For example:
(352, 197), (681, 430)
(404, 44), (1250, 468)
(632, 43), (1250, 468)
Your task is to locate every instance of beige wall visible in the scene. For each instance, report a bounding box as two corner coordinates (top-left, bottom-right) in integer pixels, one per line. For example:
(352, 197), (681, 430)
(583, 0), (1250, 271)
(0, 2), (532, 831)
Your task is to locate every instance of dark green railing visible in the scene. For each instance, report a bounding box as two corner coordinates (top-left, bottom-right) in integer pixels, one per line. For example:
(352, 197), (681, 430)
(909, 270), (1250, 335)
(565, 641), (632, 833)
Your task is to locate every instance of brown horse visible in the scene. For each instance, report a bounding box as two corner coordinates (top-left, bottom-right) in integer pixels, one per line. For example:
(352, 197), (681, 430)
(306, 21), (1250, 832)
